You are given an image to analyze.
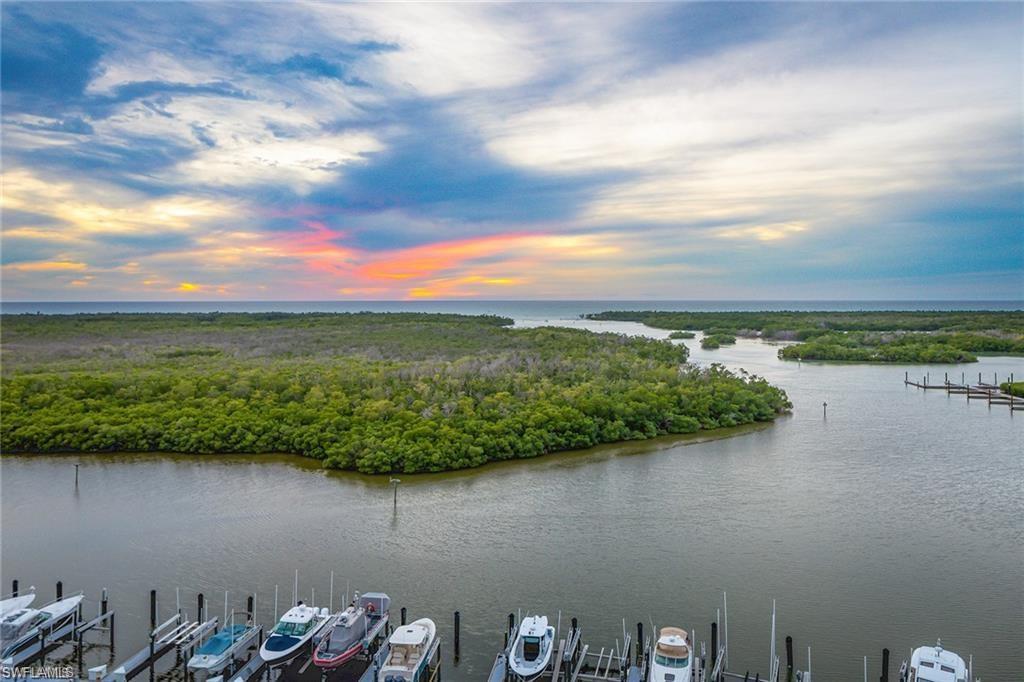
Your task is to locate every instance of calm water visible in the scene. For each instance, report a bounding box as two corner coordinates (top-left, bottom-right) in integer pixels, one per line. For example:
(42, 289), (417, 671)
(1, 310), (1022, 680)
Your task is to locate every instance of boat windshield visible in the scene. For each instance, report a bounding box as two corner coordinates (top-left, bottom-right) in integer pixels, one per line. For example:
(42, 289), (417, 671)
(1, 613), (45, 641)
(274, 620), (311, 636)
(655, 654), (689, 668)
(523, 636), (541, 661)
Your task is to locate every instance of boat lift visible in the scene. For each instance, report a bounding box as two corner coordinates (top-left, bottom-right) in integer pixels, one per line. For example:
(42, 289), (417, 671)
(92, 590), (218, 682)
(1, 581), (114, 672)
(490, 614), (637, 682)
(229, 602), (393, 682)
(490, 597), (810, 682)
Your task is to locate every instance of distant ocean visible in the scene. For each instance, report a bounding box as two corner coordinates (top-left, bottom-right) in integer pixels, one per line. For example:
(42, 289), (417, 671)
(1, 300), (1021, 317)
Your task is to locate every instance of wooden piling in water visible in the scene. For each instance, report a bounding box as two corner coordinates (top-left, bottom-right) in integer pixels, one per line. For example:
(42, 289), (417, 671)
(453, 611), (460, 660)
(401, 607), (407, 626)
(11, 580), (17, 597)
(881, 648), (889, 682)
(711, 621), (718, 669)
(57, 580), (63, 600)
(785, 636), (793, 682)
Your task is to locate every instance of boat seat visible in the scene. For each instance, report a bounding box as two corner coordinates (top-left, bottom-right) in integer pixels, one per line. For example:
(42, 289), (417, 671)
(408, 653), (421, 666)
(389, 650), (407, 666)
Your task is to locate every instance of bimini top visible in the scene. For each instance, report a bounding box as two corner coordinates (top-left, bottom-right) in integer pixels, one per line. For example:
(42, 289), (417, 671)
(390, 622), (431, 647)
(519, 615), (549, 638)
(910, 643), (967, 682)
(656, 628), (689, 657)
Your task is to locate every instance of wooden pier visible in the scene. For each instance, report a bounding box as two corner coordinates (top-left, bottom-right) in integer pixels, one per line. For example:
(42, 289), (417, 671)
(904, 371), (1024, 411)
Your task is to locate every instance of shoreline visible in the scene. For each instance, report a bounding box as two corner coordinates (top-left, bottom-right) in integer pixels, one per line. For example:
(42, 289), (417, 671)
(0, 419), (778, 483)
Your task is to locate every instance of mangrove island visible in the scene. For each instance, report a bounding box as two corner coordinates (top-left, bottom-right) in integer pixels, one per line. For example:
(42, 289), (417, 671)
(587, 310), (1024, 363)
(0, 312), (790, 473)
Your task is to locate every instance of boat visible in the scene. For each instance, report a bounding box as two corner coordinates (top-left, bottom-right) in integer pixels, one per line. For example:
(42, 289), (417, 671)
(259, 602), (331, 665)
(508, 615), (555, 681)
(313, 592), (391, 669)
(1, 594), (84, 662)
(378, 618), (438, 682)
(187, 616), (261, 678)
(899, 641), (971, 682)
(648, 627), (692, 682)
(0, 591), (35, 618)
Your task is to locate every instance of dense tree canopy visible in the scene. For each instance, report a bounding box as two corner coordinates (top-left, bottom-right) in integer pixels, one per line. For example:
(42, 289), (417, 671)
(1, 313), (791, 473)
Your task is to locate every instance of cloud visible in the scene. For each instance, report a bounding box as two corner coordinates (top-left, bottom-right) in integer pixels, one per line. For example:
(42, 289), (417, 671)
(1, 2), (1020, 300)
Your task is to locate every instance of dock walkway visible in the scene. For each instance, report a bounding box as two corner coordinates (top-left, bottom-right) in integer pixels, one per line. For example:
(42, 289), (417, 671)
(904, 371), (1023, 411)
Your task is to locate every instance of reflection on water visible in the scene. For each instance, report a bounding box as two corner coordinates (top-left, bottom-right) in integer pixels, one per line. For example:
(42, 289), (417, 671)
(2, 319), (1022, 680)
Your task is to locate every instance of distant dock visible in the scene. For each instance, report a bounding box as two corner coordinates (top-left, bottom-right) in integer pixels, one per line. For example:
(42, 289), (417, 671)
(904, 371), (1024, 412)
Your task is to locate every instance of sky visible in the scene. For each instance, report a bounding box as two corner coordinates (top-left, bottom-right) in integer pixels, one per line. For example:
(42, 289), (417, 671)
(1, 2), (1022, 301)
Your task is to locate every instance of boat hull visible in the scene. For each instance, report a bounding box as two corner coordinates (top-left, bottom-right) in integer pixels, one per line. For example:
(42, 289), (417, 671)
(313, 640), (362, 669)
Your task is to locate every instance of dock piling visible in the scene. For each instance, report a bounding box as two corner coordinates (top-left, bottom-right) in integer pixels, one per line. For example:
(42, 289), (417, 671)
(710, 621), (718, 671)
(12, 579), (18, 597)
(635, 622), (643, 665)
(198, 593), (205, 623)
(75, 464), (79, 487)
(785, 636), (793, 682)
(57, 581), (63, 600)
(453, 611), (460, 661)
(150, 590), (157, 630)
(401, 607), (407, 626)
(881, 648), (889, 682)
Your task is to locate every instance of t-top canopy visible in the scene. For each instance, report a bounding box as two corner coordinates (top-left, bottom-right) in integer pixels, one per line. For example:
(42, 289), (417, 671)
(390, 624), (428, 646)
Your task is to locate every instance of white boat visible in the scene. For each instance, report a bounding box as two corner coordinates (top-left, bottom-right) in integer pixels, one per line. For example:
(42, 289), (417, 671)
(648, 627), (692, 682)
(259, 602), (330, 665)
(1, 594), (84, 662)
(0, 591), (35, 618)
(508, 615), (554, 681)
(900, 642), (970, 682)
(378, 618), (438, 682)
(187, 617), (261, 677)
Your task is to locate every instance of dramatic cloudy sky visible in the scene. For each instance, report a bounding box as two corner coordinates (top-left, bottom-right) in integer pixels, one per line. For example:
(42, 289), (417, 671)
(2, 2), (1022, 301)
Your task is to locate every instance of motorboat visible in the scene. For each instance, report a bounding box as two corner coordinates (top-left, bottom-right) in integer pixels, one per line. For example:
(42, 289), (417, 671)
(378, 618), (438, 682)
(899, 642), (970, 682)
(259, 602), (330, 665)
(1, 594), (84, 662)
(313, 592), (391, 669)
(648, 627), (692, 682)
(508, 615), (555, 681)
(187, 617), (261, 678)
(0, 591), (35, 618)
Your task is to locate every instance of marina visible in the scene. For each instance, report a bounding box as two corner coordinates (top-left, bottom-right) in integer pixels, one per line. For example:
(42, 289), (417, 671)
(7, 581), (971, 682)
